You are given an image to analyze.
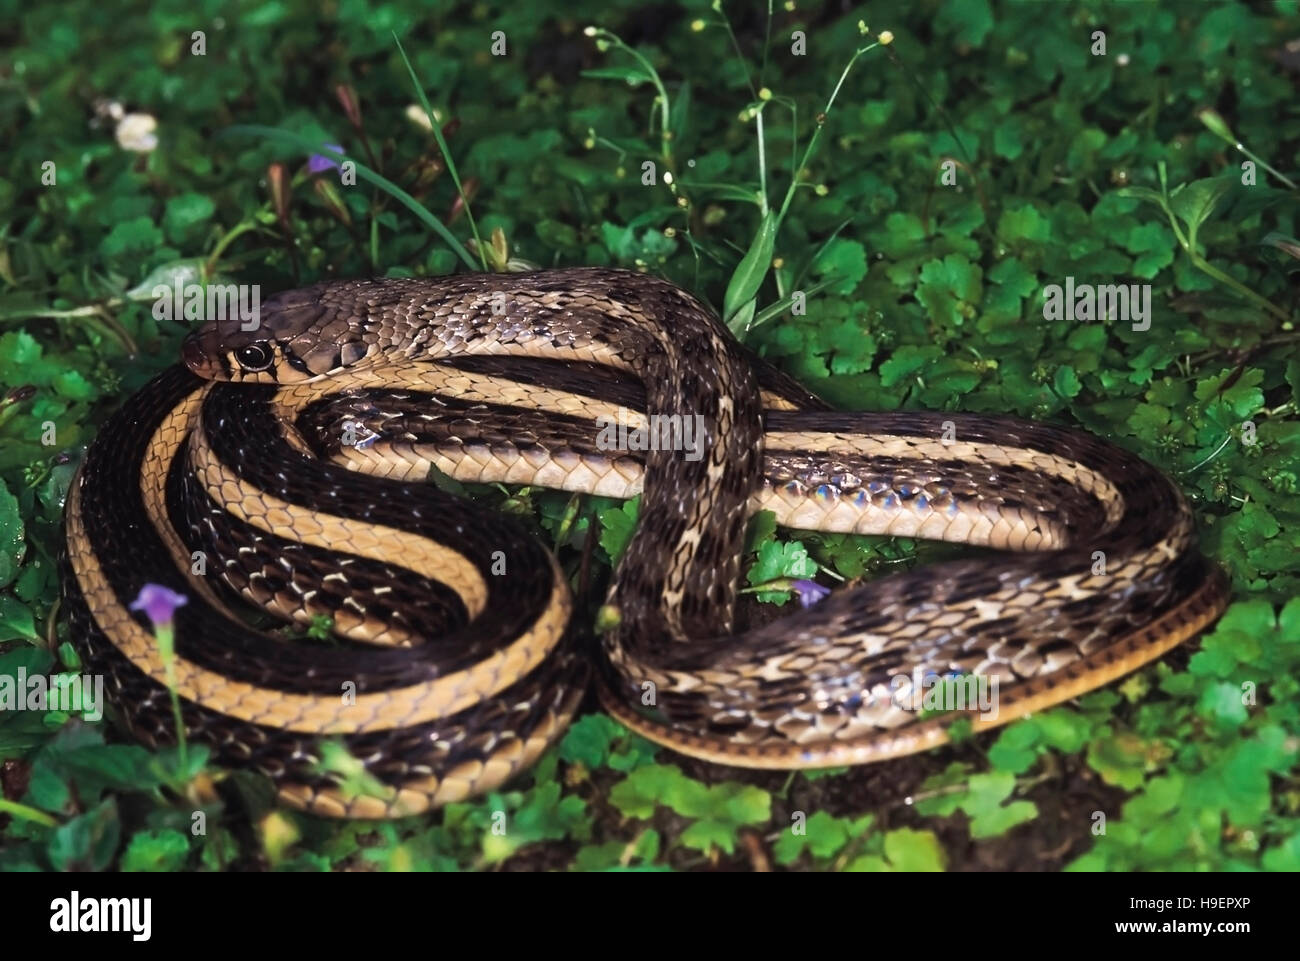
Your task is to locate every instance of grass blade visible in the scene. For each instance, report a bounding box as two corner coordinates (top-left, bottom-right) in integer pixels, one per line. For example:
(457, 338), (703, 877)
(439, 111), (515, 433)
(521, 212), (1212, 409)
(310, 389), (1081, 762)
(220, 124), (480, 270)
(391, 32), (489, 270)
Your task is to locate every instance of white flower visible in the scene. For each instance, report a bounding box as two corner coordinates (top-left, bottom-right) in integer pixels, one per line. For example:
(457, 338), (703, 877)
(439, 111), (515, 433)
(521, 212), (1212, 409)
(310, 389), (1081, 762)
(405, 104), (440, 131)
(115, 113), (158, 152)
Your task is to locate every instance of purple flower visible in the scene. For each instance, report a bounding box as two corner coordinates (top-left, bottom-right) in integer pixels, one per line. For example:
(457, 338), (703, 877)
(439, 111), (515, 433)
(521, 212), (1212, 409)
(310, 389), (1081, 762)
(308, 144), (344, 174)
(130, 583), (188, 628)
(791, 578), (831, 608)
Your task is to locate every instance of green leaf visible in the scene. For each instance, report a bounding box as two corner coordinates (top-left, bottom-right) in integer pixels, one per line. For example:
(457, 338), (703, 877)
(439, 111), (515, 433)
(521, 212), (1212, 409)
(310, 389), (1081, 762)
(534, 219), (579, 249)
(574, 840), (636, 870)
(121, 829), (191, 871)
(609, 764), (682, 820)
(1278, 598), (1300, 643)
(1053, 365), (1082, 399)
(608, 765), (768, 853)
(1123, 773), (1185, 823)
(744, 510), (778, 554)
(99, 216), (165, 259)
(811, 238), (868, 295)
(679, 819), (740, 854)
(598, 499), (639, 564)
(996, 203), (1052, 245)
(1087, 733), (1151, 790)
(163, 193), (216, 243)
(1196, 682), (1249, 727)
(962, 772), (1038, 838)
(1034, 710), (1092, 754)
(608, 733), (658, 772)
(879, 345), (940, 388)
(988, 721), (1040, 773)
(24, 758), (71, 814)
(987, 256), (1039, 299)
(558, 714), (621, 768)
(57, 743), (166, 795)
(941, 0), (993, 46)
(774, 810), (856, 863)
(1262, 833), (1300, 872)
(706, 781), (770, 824)
(748, 539), (816, 583)
(0, 594), (37, 642)
(992, 115), (1025, 161)
(47, 798), (120, 871)
(825, 319), (877, 375)
(877, 211), (927, 258)
(1067, 128), (1107, 174)
(52, 370), (93, 401)
(0, 481), (25, 589)
(746, 539), (816, 602)
(882, 827), (946, 871)
(970, 800), (1038, 839)
(1124, 222), (1175, 278)
(724, 209), (777, 333)
(916, 254), (982, 326)
(0, 646), (56, 756)
(1169, 177), (1232, 246)
(580, 842), (632, 871)
(125, 258), (210, 301)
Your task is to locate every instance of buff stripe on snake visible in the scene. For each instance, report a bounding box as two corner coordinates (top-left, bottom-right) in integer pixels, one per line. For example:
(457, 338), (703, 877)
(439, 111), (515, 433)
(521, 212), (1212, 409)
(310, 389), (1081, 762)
(60, 267), (1230, 818)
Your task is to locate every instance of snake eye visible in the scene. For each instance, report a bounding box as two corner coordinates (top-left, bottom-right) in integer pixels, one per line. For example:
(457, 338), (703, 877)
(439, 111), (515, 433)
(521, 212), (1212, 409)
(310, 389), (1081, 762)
(234, 343), (274, 372)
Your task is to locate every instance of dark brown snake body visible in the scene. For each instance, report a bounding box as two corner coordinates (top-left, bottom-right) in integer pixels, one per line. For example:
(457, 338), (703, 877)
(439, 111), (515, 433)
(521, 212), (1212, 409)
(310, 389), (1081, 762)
(61, 268), (1229, 817)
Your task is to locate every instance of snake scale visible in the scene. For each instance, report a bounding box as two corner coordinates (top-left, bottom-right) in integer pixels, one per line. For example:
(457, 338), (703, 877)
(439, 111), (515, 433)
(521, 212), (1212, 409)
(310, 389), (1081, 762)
(61, 267), (1229, 818)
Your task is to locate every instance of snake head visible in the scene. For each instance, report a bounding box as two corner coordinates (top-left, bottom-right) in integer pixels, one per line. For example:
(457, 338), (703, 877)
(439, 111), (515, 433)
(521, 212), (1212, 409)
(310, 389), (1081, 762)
(182, 284), (374, 384)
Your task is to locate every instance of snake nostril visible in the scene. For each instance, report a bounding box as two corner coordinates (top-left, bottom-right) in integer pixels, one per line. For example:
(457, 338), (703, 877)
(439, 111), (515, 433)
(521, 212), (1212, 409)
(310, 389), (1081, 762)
(181, 333), (210, 373)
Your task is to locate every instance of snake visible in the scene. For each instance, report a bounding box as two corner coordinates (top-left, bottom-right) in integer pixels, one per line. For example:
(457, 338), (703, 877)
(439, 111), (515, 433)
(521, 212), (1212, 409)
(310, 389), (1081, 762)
(60, 267), (1230, 818)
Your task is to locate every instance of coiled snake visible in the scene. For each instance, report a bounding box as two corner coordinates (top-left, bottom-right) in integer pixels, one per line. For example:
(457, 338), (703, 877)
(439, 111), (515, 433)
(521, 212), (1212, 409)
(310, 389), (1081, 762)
(61, 268), (1229, 818)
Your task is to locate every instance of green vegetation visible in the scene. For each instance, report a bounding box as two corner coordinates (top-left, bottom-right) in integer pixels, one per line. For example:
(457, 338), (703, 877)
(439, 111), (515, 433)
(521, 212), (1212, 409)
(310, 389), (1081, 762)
(1, 0), (1298, 871)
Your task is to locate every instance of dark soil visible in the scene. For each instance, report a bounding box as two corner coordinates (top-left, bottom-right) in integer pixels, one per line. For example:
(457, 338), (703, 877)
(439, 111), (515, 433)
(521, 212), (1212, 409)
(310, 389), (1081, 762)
(498, 593), (1136, 872)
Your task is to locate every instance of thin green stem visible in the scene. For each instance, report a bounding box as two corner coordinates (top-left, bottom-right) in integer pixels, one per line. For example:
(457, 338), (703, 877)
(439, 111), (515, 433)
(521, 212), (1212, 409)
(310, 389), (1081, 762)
(1140, 164), (1288, 322)
(8, 301), (138, 354)
(1233, 142), (1297, 190)
(205, 219), (262, 275)
(587, 30), (673, 165)
(155, 626), (189, 771)
(392, 33), (488, 270)
(777, 42), (879, 225)
(13, 303), (110, 319)
(0, 798), (58, 828)
(716, 3), (758, 98)
(1187, 252), (1290, 322)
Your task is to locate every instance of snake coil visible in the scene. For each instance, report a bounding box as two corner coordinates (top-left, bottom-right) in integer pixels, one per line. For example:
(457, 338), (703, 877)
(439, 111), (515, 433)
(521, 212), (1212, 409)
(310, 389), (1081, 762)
(62, 268), (1228, 817)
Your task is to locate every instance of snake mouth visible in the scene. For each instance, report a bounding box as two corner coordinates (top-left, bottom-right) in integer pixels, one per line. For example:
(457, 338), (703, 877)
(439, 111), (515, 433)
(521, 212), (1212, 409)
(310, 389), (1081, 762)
(181, 330), (223, 379)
